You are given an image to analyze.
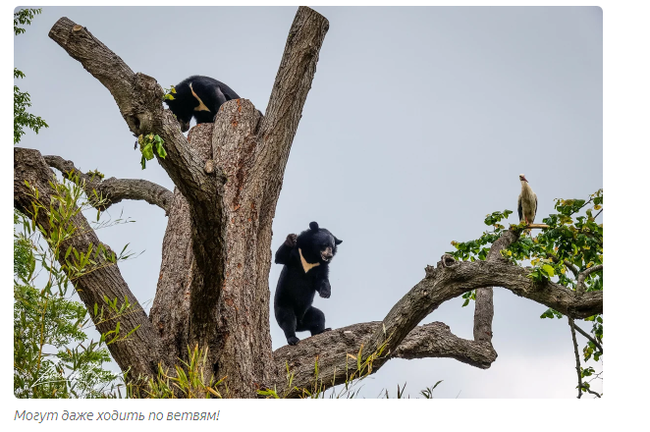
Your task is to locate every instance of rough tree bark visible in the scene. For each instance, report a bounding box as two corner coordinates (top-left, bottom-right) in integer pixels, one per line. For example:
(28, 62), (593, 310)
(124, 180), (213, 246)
(13, 7), (603, 398)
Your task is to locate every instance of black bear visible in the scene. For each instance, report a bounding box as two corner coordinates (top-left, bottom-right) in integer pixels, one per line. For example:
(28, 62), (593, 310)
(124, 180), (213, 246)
(274, 222), (342, 346)
(164, 75), (240, 132)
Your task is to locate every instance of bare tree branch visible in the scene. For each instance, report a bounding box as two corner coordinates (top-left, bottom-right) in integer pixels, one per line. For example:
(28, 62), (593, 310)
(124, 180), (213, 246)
(255, 6), (330, 218)
(573, 322), (603, 354)
(472, 225), (523, 345)
(371, 228), (523, 369)
(584, 387), (602, 398)
(272, 321), (497, 397)
(48, 17), (227, 262)
(568, 317), (583, 398)
(391, 322), (498, 367)
(44, 154), (173, 213)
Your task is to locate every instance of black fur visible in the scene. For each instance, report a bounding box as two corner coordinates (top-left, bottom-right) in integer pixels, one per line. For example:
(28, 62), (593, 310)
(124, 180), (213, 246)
(274, 222), (342, 346)
(164, 75), (240, 132)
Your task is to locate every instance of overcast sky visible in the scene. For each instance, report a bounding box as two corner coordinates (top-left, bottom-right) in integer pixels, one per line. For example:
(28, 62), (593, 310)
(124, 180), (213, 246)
(12, 5), (605, 402)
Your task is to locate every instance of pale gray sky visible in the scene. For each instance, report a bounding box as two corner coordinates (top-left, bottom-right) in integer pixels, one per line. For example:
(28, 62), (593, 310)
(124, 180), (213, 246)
(14, 6), (603, 399)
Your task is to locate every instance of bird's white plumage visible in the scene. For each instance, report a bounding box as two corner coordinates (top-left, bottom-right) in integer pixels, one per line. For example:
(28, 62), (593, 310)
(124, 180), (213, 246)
(518, 174), (537, 224)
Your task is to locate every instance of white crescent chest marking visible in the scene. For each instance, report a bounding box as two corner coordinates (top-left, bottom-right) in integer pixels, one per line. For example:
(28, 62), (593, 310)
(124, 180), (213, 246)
(189, 82), (211, 112)
(299, 248), (320, 273)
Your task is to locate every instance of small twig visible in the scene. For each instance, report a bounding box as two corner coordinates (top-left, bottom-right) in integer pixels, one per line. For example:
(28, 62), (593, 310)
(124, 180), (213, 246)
(572, 322), (603, 354)
(576, 264), (603, 296)
(563, 260), (580, 279)
(547, 252), (580, 279)
(577, 196), (594, 212)
(593, 209), (603, 220)
(583, 371), (603, 398)
(568, 317), (583, 399)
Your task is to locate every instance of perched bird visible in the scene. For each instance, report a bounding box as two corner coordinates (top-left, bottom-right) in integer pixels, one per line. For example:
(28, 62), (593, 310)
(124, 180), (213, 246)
(517, 174), (537, 225)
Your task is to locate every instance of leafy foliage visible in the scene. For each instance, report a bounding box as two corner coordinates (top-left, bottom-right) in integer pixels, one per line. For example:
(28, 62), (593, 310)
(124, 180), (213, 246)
(14, 282), (118, 398)
(137, 133), (167, 169)
(14, 8), (41, 35)
(164, 85), (177, 101)
(129, 346), (226, 399)
(448, 189), (603, 295)
(14, 174), (138, 398)
(14, 9), (48, 145)
(447, 189), (604, 396)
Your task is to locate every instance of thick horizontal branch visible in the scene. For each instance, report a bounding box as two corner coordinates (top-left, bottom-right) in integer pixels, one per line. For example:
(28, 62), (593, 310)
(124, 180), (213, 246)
(271, 321), (497, 397)
(364, 256), (602, 354)
(44, 154), (173, 213)
(392, 322), (497, 366)
(365, 226), (601, 359)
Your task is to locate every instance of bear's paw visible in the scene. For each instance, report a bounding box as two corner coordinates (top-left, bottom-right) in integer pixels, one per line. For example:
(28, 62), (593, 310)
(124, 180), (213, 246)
(285, 233), (297, 247)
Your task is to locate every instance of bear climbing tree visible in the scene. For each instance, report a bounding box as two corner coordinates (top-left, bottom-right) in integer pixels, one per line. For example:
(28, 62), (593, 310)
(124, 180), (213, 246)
(13, 7), (602, 398)
(164, 75), (240, 132)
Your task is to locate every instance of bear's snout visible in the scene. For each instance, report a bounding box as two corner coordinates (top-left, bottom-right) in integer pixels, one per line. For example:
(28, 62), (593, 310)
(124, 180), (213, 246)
(321, 247), (334, 262)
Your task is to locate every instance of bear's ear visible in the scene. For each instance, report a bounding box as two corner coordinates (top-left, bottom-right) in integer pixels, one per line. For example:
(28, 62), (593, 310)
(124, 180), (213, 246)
(309, 221), (319, 231)
(335, 237), (342, 245)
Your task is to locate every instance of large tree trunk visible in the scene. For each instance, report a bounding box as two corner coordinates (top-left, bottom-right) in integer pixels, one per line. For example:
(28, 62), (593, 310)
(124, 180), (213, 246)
(143, 8), (330, 396)
(12, 6), (602, 398)
(43, 6), (330, 398)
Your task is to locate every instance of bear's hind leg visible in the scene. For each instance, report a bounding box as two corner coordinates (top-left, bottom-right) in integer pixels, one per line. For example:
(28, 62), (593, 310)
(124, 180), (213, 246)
(275, 306), (300, 346)
(298, 306), (329, 336)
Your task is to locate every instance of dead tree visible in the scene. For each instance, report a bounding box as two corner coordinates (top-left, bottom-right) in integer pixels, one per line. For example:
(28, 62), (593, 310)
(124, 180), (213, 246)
(13, 7), (602, 398)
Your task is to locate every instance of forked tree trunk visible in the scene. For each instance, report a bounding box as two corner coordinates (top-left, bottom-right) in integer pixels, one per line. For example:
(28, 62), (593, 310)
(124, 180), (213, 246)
(142, 10), (329, 397)
(151, 104), (275, 396)
(42, 6), (330, 398)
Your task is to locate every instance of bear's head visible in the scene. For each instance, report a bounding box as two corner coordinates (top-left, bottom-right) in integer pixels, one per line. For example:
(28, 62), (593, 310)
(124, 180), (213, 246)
(164, 96), (193, 132)
(296, 221), (342, 265)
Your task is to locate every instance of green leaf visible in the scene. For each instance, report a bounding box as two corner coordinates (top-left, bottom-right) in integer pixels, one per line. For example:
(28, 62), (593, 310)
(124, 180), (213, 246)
(141, 143), (154, 160)
(155, 141), (167, 159)
(542, 264), (555, 277)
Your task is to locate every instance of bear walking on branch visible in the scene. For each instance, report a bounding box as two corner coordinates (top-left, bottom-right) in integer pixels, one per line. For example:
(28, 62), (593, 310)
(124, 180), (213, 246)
(164, 75), (240, 132)
(274, 222), (342, 346)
